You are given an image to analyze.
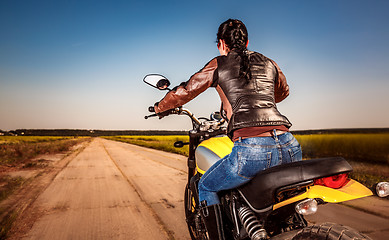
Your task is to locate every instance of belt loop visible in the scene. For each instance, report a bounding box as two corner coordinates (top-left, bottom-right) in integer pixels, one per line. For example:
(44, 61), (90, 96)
(272, 129), (278, 141)
(238, 137), (242, 142)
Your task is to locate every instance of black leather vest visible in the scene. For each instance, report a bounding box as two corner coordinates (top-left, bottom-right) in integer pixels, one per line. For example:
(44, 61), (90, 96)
(216, 51), (292, 137)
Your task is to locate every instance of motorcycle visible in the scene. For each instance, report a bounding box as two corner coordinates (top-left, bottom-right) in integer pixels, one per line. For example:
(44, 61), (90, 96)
(143, 74), (388, 240)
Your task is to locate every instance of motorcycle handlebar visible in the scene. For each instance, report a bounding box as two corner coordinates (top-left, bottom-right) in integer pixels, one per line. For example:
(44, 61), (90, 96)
(145, 106), (198, 121)
(144, 107), (178, 120)
(144, 113), (158, 119)
(145, 106), (213, 129)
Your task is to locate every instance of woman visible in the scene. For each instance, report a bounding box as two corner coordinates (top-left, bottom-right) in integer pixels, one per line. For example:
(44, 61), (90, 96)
(154, 19), (302, 239)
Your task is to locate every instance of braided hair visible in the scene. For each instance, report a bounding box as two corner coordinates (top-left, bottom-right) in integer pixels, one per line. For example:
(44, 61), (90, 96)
(217, 19), (251, 82)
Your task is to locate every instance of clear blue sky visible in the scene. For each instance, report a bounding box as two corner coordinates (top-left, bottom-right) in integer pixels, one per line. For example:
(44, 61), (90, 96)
(1, 0), (388, 131)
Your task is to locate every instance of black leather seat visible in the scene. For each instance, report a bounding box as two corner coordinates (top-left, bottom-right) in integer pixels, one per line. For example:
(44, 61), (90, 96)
(238, 157), (352, 210)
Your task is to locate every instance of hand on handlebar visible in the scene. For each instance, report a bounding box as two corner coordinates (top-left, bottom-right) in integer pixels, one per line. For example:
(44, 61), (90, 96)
(151, 102), (179, 119)
(156, 109), (172, 119)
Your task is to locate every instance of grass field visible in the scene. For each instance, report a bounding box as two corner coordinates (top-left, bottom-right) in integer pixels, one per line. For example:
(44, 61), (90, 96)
(103, 133), (389, 189)
(0, 136), (89, 166)
(295, 133), (389, 188)
(0, 136), (73, 144)
(102, 135), (190, 156)
(0, 136), (90, 210)
(295, 133), (389, 165)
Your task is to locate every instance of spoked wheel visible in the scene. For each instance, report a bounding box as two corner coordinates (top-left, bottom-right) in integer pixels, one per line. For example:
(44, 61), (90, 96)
(184, 183), (208, 240)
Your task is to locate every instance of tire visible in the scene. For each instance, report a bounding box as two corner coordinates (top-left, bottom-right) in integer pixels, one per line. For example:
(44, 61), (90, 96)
(184, 184), (207, 240)
(290, 222), (372, 240)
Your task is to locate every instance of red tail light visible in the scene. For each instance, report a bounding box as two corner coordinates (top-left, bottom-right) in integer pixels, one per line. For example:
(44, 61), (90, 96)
(314, 173), (349, 189)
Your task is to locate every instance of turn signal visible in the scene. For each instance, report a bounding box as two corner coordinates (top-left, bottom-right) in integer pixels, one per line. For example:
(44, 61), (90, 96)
(295, 198), (318, 216)
(376, 182), (389, 198)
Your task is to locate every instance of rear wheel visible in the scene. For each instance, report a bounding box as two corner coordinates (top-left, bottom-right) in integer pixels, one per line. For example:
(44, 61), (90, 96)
(291, 222), (372, 240)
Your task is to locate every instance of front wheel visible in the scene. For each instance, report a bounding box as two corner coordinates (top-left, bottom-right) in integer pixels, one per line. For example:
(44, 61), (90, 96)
(184, 183), (207, 240)
(291, 222), (371, 240)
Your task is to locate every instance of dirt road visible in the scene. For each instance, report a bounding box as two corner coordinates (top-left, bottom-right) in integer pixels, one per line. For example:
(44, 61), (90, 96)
(12, 138), (188, 239)
(10, 138), (388, 239)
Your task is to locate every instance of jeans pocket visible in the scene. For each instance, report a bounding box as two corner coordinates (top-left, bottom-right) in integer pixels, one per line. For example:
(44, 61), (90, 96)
(288, 140), (302, 162)
(237, 149), (271, 179)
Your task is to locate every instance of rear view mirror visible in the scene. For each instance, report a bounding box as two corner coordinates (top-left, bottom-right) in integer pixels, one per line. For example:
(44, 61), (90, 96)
(211, 112), (223, 121)
(143, 74), (171, 90)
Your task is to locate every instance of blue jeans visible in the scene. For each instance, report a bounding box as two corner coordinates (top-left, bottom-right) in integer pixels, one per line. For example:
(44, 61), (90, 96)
(198, 130), (302, 206)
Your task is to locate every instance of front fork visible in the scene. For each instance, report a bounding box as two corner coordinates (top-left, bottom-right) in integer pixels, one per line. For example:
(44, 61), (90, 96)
(187, 132), (200, 186)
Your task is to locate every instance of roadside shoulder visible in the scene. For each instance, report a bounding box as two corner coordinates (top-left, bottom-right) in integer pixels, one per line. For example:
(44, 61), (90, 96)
(0, 139), (91, 239)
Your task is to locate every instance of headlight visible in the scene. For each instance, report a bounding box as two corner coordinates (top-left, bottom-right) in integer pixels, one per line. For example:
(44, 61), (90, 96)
(295, 198), (318, 216)
(376, 182), (389, 198)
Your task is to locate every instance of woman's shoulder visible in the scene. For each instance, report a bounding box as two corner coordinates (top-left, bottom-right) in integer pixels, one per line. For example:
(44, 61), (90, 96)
(249, 51), (275, 63)
(250, 51), (266, 58)
(212, 51), (272, 64)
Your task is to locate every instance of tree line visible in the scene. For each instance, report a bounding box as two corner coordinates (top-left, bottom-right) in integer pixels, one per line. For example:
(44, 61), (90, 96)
(0, 128), (388, 136)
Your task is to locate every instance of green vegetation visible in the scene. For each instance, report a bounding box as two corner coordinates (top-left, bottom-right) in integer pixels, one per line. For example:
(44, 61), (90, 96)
(295, 133), (389, 188)
(0, 136), (73, 144)
(0, 136), (89, 166)
(103, 135), (190, 156)
(105, 133), (389, 189)
(295, 133), (389, 165)
(6, 129), (186, 137)
(0, 136), (90, 204)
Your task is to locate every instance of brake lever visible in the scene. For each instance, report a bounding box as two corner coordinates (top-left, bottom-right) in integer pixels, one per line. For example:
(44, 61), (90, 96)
(144, 113), (158, 119)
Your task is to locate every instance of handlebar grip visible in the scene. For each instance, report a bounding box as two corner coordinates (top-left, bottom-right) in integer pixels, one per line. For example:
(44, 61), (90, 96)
(148, 106), (155, 112)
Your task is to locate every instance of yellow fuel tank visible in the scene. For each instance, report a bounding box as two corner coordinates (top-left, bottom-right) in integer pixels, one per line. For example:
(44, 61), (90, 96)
(195, 136), (233, 174)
